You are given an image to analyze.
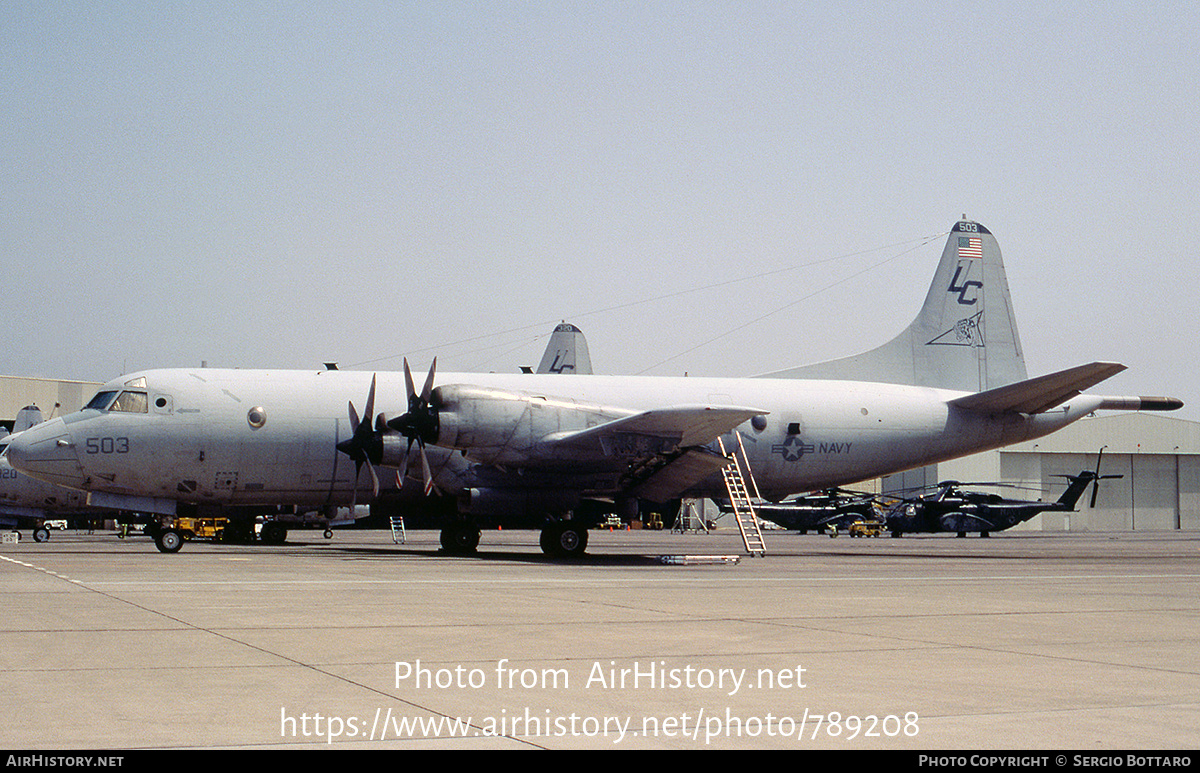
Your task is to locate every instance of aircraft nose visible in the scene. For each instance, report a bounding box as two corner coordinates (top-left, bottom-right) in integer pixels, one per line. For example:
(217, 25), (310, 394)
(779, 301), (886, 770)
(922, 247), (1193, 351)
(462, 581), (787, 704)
(5, 418), (87, 489)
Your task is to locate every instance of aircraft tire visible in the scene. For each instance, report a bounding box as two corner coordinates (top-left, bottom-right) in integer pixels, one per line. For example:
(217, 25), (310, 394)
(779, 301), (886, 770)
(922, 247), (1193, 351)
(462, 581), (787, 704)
(541, 523), (588, 558)
(156, 529), (184, 553)
(33, 527), (50, 543)
(260, 522), (287, 545)
(440, 523), (480, 554)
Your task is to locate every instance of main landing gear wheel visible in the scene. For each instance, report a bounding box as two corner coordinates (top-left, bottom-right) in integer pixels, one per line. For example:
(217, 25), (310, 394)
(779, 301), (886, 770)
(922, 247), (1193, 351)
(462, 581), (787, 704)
(440, 522), (480, 554)
(540, 522), (588, 558)
(155, 529), (184, 553)
(260, 522), (288, 545)
(33, 527), (50, 543)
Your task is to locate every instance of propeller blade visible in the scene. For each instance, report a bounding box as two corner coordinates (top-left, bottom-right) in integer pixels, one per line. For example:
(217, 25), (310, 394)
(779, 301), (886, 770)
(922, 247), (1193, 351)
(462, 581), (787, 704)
(368, 460), (380, 499)
(420, 357), (437, 402)
(421, 446), (435, 496)
(403, 358), (416, 403)
(398, 440), (412, 483)
(364, 374), (376, 427)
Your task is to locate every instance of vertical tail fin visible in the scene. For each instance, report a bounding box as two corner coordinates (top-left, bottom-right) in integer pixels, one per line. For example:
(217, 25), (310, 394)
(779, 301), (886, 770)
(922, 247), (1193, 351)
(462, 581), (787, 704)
(13, 405), (45, 434)
(536, 323), (593, 374)
(763, 220), (1028, 391)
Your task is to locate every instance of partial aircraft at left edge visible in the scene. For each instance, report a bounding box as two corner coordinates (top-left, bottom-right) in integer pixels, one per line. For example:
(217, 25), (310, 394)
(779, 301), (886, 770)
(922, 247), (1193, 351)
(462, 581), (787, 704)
(0, 406), (97, 540)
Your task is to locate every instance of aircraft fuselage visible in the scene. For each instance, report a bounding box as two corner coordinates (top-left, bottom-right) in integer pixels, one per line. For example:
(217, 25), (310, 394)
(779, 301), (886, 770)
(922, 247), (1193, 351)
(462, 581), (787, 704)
(7, 368), (1104, 515)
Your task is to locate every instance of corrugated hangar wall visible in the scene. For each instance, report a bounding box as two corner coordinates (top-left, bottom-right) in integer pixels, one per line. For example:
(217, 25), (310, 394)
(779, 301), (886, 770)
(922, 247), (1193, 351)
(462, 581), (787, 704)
(998, 451), (1199, 531)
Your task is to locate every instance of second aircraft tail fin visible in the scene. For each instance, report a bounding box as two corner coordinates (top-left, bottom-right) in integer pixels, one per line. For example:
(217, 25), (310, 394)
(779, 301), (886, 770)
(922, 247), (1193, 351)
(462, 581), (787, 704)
(536, 323), (593, 375)
(763, 220), (1028, 392)
(12, 405), (45, 434)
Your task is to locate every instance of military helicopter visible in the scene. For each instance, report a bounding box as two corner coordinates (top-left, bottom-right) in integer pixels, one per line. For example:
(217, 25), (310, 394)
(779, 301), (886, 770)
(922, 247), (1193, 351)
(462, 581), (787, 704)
(748, 488), (882, 534)
(884, 452), (1121, 538)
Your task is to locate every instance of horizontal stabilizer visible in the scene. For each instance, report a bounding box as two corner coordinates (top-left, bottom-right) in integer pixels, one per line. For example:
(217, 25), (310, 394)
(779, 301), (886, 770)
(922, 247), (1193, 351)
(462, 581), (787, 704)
(949, 362), (1127, 415)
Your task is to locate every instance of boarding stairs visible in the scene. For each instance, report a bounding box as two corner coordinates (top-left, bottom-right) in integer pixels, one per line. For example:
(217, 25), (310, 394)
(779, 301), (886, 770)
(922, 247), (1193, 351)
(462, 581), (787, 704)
(718, 436), (766, 557)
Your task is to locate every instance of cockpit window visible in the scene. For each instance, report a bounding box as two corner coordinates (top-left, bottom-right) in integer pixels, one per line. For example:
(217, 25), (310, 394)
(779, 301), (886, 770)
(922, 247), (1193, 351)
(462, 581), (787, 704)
(110, 391), (149, 413)
(84, 391), (119, 411)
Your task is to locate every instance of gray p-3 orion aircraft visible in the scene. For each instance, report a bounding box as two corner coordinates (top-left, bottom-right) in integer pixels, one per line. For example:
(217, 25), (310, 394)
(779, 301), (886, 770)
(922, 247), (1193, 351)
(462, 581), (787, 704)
(7, 221), (1182, 555)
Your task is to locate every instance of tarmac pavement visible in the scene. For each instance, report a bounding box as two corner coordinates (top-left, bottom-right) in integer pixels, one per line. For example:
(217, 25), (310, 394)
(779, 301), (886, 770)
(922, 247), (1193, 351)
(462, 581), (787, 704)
(2, 526), (1198, 750)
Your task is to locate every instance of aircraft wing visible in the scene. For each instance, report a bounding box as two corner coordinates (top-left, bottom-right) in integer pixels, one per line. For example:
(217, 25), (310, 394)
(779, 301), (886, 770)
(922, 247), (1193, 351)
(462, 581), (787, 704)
(540, 405), (766, 456)
(627, 447), (733, 503)
(530, 405), (763, 502)
(949, 362), (1127, 415)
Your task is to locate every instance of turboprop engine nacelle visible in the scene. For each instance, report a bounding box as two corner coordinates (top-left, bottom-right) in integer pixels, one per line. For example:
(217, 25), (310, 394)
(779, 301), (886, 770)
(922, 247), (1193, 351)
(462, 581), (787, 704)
(430, 385), (634, 467)
(373, 431), (415, 469)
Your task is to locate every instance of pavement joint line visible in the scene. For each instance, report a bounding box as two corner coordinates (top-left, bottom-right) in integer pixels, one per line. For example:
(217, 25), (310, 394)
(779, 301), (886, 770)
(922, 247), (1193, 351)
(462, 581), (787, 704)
(0, 551), (536, 747)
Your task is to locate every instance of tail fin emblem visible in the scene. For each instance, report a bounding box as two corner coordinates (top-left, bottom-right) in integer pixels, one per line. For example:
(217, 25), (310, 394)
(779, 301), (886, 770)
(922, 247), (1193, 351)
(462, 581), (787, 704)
(928, 311), (985, 348)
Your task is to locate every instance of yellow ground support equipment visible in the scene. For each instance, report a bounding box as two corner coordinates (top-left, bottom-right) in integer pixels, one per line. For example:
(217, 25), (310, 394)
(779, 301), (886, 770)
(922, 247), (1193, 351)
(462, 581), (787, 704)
(848, 520), (884, 538)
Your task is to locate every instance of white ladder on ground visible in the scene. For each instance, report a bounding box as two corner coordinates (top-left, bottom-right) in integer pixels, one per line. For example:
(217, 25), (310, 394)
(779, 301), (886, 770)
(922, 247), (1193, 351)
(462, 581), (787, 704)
(389, 514), (406, 544)
(718, 435), (765, 557)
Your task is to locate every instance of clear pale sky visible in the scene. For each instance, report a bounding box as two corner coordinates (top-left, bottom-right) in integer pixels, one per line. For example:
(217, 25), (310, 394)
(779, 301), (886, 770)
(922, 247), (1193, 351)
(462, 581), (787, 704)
(4, 2), (1197, 417)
